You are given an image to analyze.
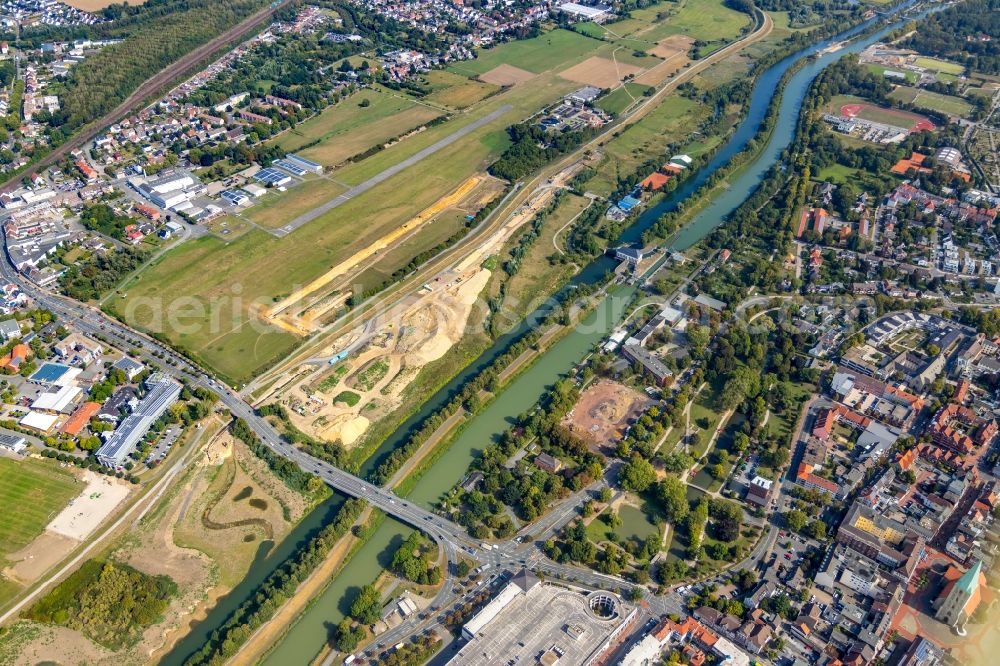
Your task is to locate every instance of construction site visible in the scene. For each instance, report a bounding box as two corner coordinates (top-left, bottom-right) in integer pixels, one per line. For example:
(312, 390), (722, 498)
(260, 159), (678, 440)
(253, 163), (582, 448)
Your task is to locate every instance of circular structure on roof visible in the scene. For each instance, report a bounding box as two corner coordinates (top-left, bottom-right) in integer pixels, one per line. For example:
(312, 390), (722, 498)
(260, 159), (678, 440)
(587, 593), (620, 620)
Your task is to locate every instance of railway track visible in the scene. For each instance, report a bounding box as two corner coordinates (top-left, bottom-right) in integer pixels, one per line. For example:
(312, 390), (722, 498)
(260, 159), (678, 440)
(0, 0), (293, 194)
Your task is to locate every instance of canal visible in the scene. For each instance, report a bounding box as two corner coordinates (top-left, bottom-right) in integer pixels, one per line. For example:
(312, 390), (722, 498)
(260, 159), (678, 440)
(170, 3), (930, 664)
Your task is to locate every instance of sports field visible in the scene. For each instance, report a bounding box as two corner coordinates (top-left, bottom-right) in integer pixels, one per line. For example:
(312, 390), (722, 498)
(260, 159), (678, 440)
(888, 86), (973, 118)
(827, 94), (935, 131)
(275, 90), (442, 166)
(914, 56), (964, 75)
(866, 64), (919, 84)
(0, 457), (79, 556)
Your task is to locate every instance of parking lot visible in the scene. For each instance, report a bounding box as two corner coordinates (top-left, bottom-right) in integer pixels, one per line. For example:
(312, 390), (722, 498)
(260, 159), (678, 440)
(145, 426), (182, 466)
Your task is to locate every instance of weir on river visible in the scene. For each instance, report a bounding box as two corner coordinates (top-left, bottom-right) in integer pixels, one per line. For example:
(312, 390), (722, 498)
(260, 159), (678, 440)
(162, 3), (928, 664)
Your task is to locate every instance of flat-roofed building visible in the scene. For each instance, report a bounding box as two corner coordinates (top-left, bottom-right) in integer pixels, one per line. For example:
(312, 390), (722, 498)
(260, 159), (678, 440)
(453, 571), (635, 665)
(96, 375), (180, 468)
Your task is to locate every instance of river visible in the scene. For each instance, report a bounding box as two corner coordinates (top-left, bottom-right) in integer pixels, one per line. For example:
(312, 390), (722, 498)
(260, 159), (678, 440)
(168, 3), (928, 664)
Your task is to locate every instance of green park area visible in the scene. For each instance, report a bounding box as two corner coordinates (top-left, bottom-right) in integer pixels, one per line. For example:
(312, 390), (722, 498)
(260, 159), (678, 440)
(586, 504), (661, 552)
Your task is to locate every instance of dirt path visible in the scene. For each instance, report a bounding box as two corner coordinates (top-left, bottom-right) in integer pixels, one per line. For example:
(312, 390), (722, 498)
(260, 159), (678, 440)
(227, 508), (372, 666)
(0, 418), (217, 625)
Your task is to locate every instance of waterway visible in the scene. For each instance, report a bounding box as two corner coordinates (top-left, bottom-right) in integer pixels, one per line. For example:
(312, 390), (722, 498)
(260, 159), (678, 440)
(171, 3), (932, 664)
(162, 494), (347, 666)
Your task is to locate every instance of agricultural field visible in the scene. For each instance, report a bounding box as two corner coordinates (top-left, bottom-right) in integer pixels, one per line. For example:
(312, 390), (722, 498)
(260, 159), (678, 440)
(274, 89), (442, 167)
(888, 86), (973, 118)
(0, 457), (80, 559)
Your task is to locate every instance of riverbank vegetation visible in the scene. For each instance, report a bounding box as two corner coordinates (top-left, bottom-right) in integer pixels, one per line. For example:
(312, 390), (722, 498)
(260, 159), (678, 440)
(183, 497), (366, 665)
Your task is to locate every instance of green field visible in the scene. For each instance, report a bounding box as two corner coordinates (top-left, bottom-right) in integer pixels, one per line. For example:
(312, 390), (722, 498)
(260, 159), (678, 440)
(245, 177), (346, 229)
(274, 90), (442, 166)
(421, 70), (500, 109)
(914, 56), (964, 75)
(644, 0), (751, 51)
(0, 457), (80, 557)
(888, 86), (973, 118)
(596, 83), (652, 115)
(816, 163), (864, 185)
(866, 64), (919, 84)
(448, 29), (600, 76)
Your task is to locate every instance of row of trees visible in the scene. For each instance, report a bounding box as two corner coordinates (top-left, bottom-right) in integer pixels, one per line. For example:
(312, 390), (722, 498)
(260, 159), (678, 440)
(185, 497), (366, 665)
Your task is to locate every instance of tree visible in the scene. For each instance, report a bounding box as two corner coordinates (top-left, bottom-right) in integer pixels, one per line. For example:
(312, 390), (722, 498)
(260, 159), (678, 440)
(620, 455), (657, 492)
(598, 486), (613, 503)
(784, 509), (808, 532)
(806, 520), (827, 540)
(349, 584), (382, 625)
(657, 475), (690, 524)
(710, 498), (743, 543)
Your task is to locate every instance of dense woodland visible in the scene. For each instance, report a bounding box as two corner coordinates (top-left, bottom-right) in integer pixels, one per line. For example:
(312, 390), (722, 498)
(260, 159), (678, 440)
(902, 0), (1000, 75)
(59, 244), (148, 302)
(28, 560), (177, 650)
(489, 123), (598, 181)
(48, 0), (270, 132)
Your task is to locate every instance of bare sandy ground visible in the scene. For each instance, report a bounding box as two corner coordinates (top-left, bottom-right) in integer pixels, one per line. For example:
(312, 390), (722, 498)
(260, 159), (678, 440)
(560, 56), (642, 88)
(479, 64), (536, 86)
(3, 532), (78, 585)
(47, 472), (132, 541)
(4, 472), (131, 586)
(561, 379), (653, 449)
(284, 268), (491, 446)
